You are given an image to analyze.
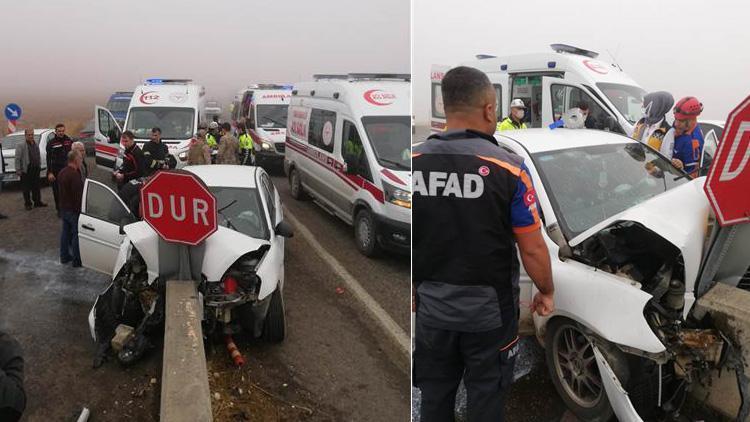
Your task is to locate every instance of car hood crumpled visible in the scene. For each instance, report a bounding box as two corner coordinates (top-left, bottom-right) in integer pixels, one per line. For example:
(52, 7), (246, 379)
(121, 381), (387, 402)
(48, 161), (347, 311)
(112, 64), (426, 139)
(568, 177), (710, 293)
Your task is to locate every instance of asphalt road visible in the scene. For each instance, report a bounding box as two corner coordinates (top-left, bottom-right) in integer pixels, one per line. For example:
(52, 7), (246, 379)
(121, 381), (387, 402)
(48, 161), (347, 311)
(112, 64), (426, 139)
(0, 160), (410, 421)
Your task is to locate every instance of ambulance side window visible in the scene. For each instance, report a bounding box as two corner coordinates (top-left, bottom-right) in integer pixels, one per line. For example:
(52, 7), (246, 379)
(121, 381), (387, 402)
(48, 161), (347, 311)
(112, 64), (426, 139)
(308, 109), (336, 153)
(550, 84), (623, 133)
(342, 120), (372, 182)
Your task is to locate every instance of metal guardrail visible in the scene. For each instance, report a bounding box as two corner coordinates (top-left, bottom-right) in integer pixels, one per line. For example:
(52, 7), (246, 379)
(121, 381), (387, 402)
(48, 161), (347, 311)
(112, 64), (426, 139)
(160, 279), (213, 422)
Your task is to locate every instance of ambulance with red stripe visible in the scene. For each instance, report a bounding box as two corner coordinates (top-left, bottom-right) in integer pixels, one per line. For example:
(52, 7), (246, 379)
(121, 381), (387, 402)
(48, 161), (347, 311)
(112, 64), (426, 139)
(93, 78), (207, 170)
(230, 84), (292, 169)
(431, 44), (647, 137)
(284, 74), (411, 256)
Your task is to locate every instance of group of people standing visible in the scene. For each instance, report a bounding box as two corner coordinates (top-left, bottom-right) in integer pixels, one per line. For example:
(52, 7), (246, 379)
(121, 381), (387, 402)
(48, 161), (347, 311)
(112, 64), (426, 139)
(185, 120), (255, 166)
(494, 92), (706, 177)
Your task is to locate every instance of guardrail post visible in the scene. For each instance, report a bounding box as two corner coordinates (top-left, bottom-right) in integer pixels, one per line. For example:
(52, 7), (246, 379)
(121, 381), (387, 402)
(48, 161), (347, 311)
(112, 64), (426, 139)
(160, 279), (213, 422)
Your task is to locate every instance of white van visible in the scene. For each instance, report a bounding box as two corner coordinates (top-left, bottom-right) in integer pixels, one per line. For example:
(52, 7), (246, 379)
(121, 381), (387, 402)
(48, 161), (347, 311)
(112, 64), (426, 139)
(284, 74), (411, 256)
(431, 44), (647, 136)
(233, 84), (292, 169)
(93, 78), (207, 170)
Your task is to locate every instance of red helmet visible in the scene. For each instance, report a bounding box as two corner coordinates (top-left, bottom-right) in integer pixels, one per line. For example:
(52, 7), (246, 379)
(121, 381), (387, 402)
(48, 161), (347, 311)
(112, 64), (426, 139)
(673, 96), (703, 120)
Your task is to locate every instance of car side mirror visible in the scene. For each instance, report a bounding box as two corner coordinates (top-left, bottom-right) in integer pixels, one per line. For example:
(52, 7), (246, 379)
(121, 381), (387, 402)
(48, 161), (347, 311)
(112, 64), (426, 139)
(275, 220), (294, 238)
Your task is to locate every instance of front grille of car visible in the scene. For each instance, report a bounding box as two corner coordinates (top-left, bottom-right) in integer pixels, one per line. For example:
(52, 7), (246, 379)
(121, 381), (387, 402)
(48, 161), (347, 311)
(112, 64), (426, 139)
(738, 267), (750, 292)
(275, 143), (285, 154)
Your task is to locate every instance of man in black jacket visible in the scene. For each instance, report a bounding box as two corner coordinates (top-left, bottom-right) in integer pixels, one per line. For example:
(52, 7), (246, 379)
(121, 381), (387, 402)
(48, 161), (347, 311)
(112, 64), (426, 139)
(0, 330), (25, 422)
(142, 127), (169, 176)
(113, 131), (145, 190)
(46, 123), (73, 215)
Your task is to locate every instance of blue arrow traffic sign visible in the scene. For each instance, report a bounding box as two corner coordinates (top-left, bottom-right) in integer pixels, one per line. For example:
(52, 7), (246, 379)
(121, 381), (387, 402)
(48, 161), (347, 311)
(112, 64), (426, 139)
(4, 103), (22, 121)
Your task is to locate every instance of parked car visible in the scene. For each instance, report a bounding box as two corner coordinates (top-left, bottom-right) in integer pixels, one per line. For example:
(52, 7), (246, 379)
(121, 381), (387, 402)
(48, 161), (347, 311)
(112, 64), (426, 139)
(76, 119), (96, 156)
(80, 165), (291, 364)
(494, 128), (735, 421)
(0, 129), (53, 186)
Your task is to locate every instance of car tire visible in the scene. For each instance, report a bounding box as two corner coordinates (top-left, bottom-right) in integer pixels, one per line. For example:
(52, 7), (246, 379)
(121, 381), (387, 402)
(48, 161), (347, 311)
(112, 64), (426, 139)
(262, 288), (286, 343)
(354, 209), (381, 257)
(289, 167), (307, 200)
(545, 317), (629, 422)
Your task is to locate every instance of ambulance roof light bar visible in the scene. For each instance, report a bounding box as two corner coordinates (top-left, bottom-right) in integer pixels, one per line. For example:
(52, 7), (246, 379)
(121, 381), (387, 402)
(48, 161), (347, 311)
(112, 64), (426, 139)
(145, 78), (194, 85)
(549, 44), (599, 59)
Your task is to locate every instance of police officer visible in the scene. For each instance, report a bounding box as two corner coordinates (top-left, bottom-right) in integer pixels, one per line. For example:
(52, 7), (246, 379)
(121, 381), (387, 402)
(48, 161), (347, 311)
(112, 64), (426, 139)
(113, 131), (146, 190)
(413, 66), (555, 422)
(496, 98), (528, 131)
(142, 127), (169, 176)
(237, 122), (255, 165)
(206, 121), (220, 149)
(46, 123), (73, 215)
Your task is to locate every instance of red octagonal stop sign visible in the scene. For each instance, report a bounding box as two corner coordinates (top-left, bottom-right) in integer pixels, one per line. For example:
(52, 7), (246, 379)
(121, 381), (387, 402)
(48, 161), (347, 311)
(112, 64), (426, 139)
(705, 95), (750, 226)
(139, 170), (217, 245)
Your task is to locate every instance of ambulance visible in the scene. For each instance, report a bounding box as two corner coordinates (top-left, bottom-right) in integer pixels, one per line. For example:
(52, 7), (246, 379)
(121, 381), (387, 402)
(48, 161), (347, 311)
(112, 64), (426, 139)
(431, 44), (647, 136)
(284, 74), (411, 256)
(93, 78), (207, 170)
(233, 84), (293, 169)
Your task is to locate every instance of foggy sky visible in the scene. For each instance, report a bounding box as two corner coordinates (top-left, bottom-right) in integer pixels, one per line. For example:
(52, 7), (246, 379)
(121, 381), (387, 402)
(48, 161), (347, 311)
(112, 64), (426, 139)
(0, 0), (409, 120)
(413, 0), (750, 125)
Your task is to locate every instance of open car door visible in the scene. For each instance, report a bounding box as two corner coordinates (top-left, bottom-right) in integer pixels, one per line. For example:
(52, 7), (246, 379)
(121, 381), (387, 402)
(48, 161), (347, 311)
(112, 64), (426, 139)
(93, 105), (123, 171)
(541, 77), (625, 134)
(78, 179), (135, 275)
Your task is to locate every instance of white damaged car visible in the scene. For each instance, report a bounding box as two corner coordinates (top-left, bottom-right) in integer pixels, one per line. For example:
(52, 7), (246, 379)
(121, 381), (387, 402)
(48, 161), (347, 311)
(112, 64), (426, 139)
(78, 165), (292, 365)
(499, 129), (743, 421)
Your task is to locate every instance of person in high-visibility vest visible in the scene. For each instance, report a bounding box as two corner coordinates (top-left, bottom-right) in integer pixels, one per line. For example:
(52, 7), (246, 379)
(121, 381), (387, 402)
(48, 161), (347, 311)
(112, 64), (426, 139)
(237, 122), (255, 165)
(496, 98), (528, 131)
(206, 121), (219, 149)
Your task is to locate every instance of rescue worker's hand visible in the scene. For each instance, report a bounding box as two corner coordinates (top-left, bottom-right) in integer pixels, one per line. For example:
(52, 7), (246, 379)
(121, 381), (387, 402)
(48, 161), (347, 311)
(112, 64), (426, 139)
(47, 172), (55, 182)
(114, 172), (124, 182)
(672, 158), (684, 169)
(531, 291), (554, 317)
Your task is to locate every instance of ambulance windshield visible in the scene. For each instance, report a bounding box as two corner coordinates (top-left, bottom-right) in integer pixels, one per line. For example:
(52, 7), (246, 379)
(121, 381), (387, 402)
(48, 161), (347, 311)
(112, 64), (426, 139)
(361, 116), (411, 171)
(126, 107), (195, 140)
(596, 83), (647, 124)
(256, 105), (288, 129)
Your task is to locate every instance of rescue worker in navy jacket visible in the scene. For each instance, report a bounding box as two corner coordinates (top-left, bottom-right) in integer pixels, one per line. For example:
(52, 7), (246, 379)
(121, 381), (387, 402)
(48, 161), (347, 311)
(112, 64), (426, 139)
(142, 127), (169, 176)
(113, 131), (146, 190)
(46, 123), (73, 215)
(412, 66), (555, 422)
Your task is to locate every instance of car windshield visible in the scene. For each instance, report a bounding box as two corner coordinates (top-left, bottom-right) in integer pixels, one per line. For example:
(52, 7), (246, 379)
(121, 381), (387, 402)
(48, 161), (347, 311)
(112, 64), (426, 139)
(210, 186), (269, 240)
(107, 99), (131, 113)
(532, 142), (688, 239)
(256, 105), (288, 129)
(1, 134), (40, 150)
(361, 116), (411, 170)
(596, 83), (647, 124)
(126, 107), (194, 140)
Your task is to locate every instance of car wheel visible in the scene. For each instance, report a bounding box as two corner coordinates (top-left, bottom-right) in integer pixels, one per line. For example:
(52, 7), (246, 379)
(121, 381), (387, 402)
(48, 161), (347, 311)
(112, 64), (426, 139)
(545, 318), (629, 422)
(262, 288), (286, 343)
(354, 209), (381, 257)
(289, 167), (307, 200)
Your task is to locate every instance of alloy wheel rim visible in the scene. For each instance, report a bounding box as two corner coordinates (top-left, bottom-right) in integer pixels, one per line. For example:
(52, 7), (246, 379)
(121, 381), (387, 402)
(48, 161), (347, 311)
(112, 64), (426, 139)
(552, 324), (604, 408)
